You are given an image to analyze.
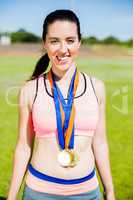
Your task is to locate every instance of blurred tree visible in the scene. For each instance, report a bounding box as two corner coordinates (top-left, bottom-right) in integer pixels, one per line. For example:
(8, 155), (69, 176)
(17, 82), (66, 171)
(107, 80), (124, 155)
(82, 36), (99, 45)
(11, 29), (41, 43)
(127, 39), (133, 47)
(101, 36), (121, 45)
(17, 28), (27, 32)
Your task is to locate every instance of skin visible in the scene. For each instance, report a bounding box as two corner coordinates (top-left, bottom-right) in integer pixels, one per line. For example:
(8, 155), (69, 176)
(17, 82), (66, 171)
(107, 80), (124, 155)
(44, 20), (81, 79)
(7, 20), (115, 200)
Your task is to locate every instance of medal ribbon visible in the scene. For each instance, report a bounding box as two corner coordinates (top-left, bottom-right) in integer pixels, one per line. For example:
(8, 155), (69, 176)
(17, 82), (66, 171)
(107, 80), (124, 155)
(48, 68), (79, 150)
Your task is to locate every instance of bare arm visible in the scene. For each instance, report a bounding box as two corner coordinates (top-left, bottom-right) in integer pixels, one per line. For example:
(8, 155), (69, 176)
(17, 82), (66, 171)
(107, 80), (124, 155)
(7, 83), (34, 200)
(92, 79), (115, 200)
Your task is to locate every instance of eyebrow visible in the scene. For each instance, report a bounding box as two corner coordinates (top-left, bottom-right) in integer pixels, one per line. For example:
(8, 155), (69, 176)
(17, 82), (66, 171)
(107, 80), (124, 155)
(48, 37), (76, 40)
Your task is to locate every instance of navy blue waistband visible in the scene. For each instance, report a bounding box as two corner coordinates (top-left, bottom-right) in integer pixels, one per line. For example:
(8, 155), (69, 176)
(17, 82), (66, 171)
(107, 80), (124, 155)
(28, 164), (95, 185)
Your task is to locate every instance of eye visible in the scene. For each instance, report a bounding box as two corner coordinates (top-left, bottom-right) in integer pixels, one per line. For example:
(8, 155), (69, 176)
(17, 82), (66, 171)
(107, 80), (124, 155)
(50, 40), (59, 44)
(67, 40), (74, 44)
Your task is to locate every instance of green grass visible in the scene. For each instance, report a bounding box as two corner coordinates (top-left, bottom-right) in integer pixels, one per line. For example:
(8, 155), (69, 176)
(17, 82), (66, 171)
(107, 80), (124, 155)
(0, 54), (133, 199)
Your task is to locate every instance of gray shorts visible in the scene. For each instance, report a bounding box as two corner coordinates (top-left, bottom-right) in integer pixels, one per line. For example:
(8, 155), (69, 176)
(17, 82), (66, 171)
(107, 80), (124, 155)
(22, 184), (102, 200)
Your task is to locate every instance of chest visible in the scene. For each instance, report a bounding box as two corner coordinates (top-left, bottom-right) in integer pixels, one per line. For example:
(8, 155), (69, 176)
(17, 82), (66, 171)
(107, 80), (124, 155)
(32, 89), (99, 133)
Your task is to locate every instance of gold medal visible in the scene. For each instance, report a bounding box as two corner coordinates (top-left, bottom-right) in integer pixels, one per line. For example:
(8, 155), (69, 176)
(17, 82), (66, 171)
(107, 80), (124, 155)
(48, 69), (80, 168)
(57, 149), (73, 167)
(57, 149), (79, 168)
(69, 150), (79, 167)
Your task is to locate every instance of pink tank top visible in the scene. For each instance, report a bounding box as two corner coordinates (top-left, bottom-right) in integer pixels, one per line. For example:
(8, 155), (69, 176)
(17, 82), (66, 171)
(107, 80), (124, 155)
(26, 72), (100, 195)
(31, 72), (99, 138)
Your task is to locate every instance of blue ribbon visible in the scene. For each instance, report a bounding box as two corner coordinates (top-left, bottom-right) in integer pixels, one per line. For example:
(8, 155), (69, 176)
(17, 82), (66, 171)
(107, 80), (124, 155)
(51, 68), (77, 150)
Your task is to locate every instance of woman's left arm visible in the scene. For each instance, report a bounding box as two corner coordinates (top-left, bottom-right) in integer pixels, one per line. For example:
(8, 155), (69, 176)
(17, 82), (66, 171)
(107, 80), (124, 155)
(92, 78), (115, 200)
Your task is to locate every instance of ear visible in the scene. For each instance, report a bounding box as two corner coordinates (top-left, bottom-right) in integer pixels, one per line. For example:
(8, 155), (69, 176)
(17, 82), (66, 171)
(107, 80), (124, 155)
(42, 39), (46, 49)
(78, 41), (81, 49)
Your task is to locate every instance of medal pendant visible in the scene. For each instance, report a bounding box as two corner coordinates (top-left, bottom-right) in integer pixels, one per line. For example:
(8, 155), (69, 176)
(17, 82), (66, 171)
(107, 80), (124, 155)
(69, 149), (79, 167)
(58, 149), (79, 168)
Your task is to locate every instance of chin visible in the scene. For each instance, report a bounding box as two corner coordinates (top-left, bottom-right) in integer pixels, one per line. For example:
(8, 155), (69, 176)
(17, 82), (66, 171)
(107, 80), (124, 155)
(55, 62), (73, 71)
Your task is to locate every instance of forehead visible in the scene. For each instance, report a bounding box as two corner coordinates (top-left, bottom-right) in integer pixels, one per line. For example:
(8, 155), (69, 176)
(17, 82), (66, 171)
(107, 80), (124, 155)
(47, 20), (78, 38)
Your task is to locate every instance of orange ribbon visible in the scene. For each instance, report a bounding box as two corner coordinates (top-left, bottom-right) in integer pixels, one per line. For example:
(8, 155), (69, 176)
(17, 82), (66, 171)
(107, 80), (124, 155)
(48, 68), (79, 149)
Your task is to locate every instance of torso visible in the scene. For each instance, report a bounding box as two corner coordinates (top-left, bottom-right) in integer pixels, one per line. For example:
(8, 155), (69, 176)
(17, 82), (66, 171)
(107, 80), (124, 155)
(27, 71), (99, 179)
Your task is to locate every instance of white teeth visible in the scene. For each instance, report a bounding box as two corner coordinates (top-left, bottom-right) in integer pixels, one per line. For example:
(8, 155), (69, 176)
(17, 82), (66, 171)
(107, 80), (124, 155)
(57, 56), (69, 61)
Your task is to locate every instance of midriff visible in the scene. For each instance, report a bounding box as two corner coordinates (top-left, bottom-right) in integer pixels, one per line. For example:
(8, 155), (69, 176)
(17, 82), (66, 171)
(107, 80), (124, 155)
(25, 134), (99, 195)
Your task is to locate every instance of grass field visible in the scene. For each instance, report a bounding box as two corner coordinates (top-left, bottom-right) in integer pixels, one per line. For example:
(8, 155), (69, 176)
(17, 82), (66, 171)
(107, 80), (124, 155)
(0, 46), (133, 199)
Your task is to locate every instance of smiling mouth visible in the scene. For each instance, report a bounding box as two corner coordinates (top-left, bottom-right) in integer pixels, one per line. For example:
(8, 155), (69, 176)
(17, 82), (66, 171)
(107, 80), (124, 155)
(56, 56), (70, 62)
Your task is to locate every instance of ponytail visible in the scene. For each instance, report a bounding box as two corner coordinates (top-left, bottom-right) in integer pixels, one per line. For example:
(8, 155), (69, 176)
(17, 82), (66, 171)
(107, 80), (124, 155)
(27, 53), (50, 81)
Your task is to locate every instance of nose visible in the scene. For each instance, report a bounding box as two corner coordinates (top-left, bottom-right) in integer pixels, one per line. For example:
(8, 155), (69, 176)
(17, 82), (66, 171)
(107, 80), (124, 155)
(59, 42), (68, 53)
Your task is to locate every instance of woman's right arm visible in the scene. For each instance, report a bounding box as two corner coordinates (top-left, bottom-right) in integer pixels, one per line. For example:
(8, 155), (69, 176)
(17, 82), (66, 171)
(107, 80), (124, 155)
(7, 83), (34, 200)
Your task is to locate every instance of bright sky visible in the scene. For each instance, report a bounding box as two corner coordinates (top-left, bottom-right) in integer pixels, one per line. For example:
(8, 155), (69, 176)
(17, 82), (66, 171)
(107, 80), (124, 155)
(0, 0), (133, 40)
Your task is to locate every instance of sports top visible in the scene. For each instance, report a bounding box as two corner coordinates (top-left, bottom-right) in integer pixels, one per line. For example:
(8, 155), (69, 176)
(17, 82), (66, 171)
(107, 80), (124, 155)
(31, 71), (99, 138)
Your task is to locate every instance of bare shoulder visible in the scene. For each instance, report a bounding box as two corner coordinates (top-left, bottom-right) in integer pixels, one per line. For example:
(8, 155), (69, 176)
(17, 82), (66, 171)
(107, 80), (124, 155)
(22, 78), (37, 91)
(19, 78), (37, 96)
(19, 78), (38, 110)
(83, 72), (106, 105)
(91, 76), (105, 92)
(91, 76), (106, 105)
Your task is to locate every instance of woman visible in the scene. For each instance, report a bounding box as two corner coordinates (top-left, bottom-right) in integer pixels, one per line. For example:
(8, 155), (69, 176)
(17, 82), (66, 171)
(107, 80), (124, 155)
(7, 9), (115, 200)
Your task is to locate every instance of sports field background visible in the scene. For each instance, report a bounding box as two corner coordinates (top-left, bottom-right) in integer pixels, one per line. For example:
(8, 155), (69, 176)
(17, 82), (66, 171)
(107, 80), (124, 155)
(0, 44), (133, 200)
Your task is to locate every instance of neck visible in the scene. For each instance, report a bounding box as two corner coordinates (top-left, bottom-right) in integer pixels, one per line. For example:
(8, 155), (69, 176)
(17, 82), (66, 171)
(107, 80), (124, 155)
(51, 63), (76, 85)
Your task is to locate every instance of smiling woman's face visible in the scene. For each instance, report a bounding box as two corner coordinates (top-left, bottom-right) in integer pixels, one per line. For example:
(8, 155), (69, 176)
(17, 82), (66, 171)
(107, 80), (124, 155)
(43, 20), (81, 72)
